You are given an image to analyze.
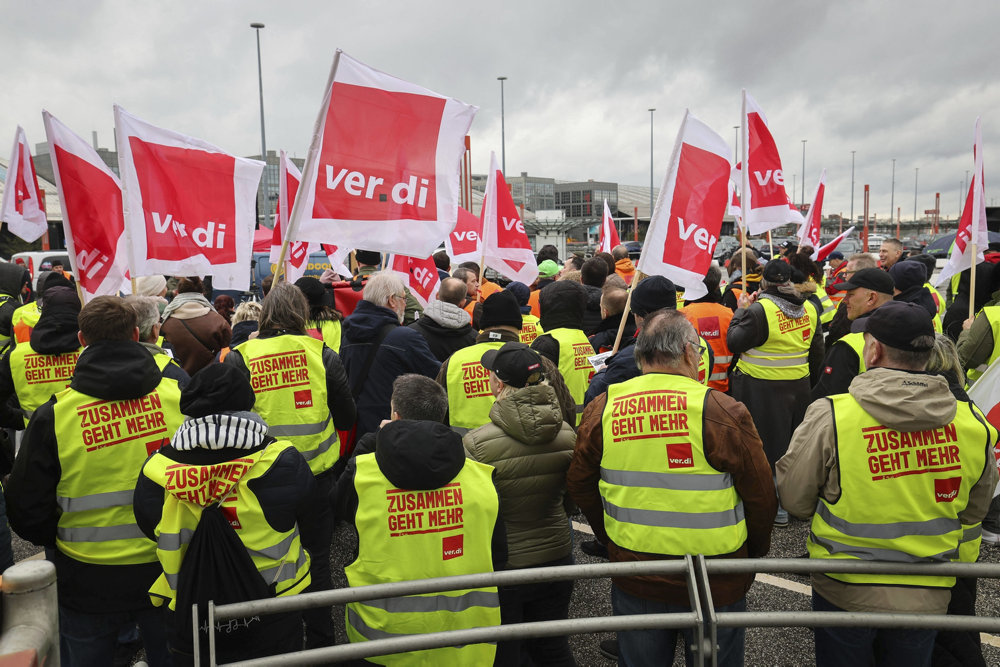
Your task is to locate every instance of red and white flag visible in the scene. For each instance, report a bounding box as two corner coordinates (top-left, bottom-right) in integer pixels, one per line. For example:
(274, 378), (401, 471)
(115, 106), (263, 290)
(797, 169), (826, 253)
(271, 150), (313, 283)
(322, 244), (352, 278)
(738, 90), (804, 235)
(816, 226), (856, 262)
(937, 117), (988, 287)
(482, 151), (538, 285)
(42, 111), (129, 300)
(637, 110), (731, 301)
(387, 254), (440, 307)
(0, 126), (47, 242)
(445, 207), (483, 266)
(287, 50), (477, 258)
(597, 199), (621, 253)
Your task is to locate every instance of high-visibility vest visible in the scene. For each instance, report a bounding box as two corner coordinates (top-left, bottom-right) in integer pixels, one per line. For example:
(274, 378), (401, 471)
(346, 453), (501, 666)
(518, 314), (543, 344)
(966, 305), (1000, 384)
(236, 335), (341, 476)
(9, 344), (81, 426)
(808, 393), (995, 588)
(925, 282), (946, 323)
(681, 303), (734, 392)
(817, 292), (837, 325)
(53, 378), (184, 565)
(600, 373), (746, 555)
(528, 290), (541, 318)
(11, 302), (40, 345)
(0, 294), (16, 351)
(479, 280), (503, 303)
(445, 341), (503, 431)
(141, 440), (312, 610)
(547, 327), (595, 425)
(834, 332), (866, 375)
(735, 298), (817, 381)
(307, 319), (342, 355)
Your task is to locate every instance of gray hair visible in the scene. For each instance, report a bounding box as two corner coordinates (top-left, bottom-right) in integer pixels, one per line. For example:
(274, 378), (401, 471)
(123, 295), (161, 341)
(259, 281), (309, 333)
(634, 310), (697, 370)
(362, 271), (406, 308)
(391, 374), (448, 422)
(848, 253), (878, 270)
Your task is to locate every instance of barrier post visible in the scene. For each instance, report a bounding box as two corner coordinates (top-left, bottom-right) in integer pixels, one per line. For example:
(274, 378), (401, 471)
(0, 560), (60, 665)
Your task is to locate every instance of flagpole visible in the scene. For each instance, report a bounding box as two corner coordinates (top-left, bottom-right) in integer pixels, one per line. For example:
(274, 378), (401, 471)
(610, 287), (633, 355)
(969, 116), (985, 323)
(969, 239), (978, 322)
(739, 90), (749, 296)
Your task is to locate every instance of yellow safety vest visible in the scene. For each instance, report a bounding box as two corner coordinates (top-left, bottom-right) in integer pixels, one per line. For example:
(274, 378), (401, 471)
(924, 282), (946, 323)
(11, 302), (40, 345)
(808, 394), (995, 588)
(445, 341), (503, 431)
(346, 453), (501, 666)
(835, 332), (866, 375)
(518, 314), (543, 344)
(237, 335), (341, 476)
(53, 378), (184, 565)
(695, 335), (712, 387)
(818, 292), (837, 325)
(152, 352), (184, 377)
(307, 319), (342, 355)
(736, 298), (817, 381)
(547, 327), (595, 425)
(600, 373), (747, 555)
(966, 305), (1000, 384)
(9, 344), (81, 426)
(141, 440), (312, 610)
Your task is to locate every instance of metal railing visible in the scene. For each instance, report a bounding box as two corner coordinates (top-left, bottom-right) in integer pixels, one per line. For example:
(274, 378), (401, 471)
(0, 560), (60, 664)
(199, 557), (1000, 667)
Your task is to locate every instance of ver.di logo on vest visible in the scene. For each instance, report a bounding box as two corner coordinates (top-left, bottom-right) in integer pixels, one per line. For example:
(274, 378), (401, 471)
(667, 443), (694, 469)
(934, 477), (961, 503)
(294, 389), (313, 409)
(442, 534), (464, 560)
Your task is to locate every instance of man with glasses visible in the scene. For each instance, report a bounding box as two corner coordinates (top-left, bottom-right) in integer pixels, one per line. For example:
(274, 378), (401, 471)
(824, 253), (879, 345)
(569, 309), (776, 666)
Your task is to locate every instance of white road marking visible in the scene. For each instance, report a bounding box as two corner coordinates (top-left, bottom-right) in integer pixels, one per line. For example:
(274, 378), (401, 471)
(572, 520), (1000, 647)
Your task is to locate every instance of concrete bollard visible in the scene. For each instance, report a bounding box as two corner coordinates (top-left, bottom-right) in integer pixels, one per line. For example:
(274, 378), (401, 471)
(0, 560), (59, 665)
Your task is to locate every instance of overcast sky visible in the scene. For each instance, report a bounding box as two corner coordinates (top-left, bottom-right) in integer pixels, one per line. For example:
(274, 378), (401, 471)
(4, 1), (999, 222)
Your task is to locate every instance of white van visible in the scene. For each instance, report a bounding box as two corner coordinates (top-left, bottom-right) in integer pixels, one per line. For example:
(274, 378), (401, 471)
(10, 251), (73, 291)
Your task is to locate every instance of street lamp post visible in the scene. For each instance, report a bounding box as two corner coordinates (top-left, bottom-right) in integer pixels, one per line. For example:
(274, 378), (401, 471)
(801, 139), (807, 207)
(913, 167), (919, 223)
(890, 158), (895, 235)
(850, 150), (856, 224)
(732, 125), (739, 163)
(497, 77), (507, 175)
(649, 108), (656, 221)
(251, 22), (269, 227)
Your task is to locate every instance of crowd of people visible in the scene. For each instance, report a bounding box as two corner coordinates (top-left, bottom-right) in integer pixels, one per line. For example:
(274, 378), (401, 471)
(0, 236), (995, 666)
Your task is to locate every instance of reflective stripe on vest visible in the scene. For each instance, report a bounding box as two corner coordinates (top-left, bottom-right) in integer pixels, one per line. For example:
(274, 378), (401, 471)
(600, 373), (747, 556)
(807, 394), (995, 588)
(141, 440), (311, 610)
(237, 335), (341, 475)
(681, 302), (733, 392)
(835, 332), (866, 375)
(9, 344), (81, 426)
(346, 453), (500, 665)
(11, 302), (40, 345)
(54, 379), (184, 565)
(445, 341), (503, 431)
(519, 314), (543, 344)
(966, 305), (1000, 384)
(736, 298), (816, 380)
(548, 327), (595, 425)
(818, 292), (837, 324)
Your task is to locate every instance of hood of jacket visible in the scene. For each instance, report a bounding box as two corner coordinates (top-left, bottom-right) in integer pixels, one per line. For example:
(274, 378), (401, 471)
(583, 284), (602, 310)
(615, 258), (636, 275)
(374, 419), (466, 490)
(71, 340), (162, 400)
(0, 263), (27, 298)
(894, 286), (938, 318)
(538, 280), (586, 331)
(794, 280), (818, 297)
(342, 299), (400, 342)
(30, 287), (81, 354)
(489, 384), (564, 445)
(848, 367), (957, 431)
(760, 289), (806, 319)
(162, 292), (212, 320)
(230, 319), (258, 348)
(419, 300), (471, 330)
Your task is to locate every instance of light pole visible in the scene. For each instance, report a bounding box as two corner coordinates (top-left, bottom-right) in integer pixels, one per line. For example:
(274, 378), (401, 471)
(649, 108), (656, 220)
(913, 167), (919, 222)
(801, 139), (807, 207)
(732, 125), (739, 163)
(850, 150), (856, 224)
(889, 158), (895, 232)
(250, 22), (269, 227)
(497, 77), (507, 175)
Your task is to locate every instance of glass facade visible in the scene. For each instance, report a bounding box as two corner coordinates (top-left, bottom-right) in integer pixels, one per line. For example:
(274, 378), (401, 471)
(554, 181), (618, 221)
(509, 173), (555, 211)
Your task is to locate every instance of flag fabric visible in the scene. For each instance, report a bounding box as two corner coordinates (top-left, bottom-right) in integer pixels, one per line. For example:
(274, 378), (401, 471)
(797, 169), (826, 252)
(481, 151), (539, 285)
(322, 243), (352, 278)
(815, 226), (856, 262)
(597, 199), (621, 253)
(728, 178), (742, 227)
(115, 106), (264, 290)
(42, 111), (129, 300)
(966, 355), (1000, 493)
(445, 207), (483, 266)
(0, 126), (48, 242)
(387, 254), (440, 307)
(937, 117), (988, 288)
(636, 110), (732, 301)
(271, 150), (314, 283)
(739, 90), (804, 235)
(286, 50), (477, 258)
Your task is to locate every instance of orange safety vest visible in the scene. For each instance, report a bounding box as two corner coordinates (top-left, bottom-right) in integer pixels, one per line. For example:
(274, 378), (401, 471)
(681, 302), (734, 392)
(479, 280), (502, 303)
(528, 290), (541, 318)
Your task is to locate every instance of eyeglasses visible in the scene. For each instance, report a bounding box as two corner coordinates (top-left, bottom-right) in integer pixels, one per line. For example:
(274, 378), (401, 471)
(688, 340), (708, 357)
(391, 293), (406, 301)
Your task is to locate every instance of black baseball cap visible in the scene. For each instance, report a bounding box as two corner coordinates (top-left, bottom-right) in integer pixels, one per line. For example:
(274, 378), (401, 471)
(853, 301), (934, 351)
(833, 267), (894, 295)
(481, 342), (545, 388)
(761, 259), (792, 283)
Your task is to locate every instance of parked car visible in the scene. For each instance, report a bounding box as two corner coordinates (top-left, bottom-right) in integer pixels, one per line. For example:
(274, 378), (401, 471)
(11, 251), (72, 292)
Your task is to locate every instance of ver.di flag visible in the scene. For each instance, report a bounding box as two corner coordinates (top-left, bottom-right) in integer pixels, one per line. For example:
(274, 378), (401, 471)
(738, 90), (804, 235)
(286, 50), (477, 258)
(445, 207), (483, 266)
(481, 151), (539, 285)
(816, 226), (856, 262)
(597, 199), (621, 253)
(271, 150), (313, 283)
(42, 111), (128, 300)
(637, 110), (731, 301)
(0, 126), (47, 242)
(386, 253), (440, 306)
(937, 117), (988, 288)
(115, 106), (264, 290)
(798, 169), (826, 254)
